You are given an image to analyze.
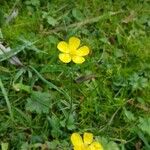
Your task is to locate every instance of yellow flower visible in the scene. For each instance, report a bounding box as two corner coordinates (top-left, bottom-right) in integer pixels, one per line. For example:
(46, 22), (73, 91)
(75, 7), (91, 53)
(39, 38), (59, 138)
(57, 37), (90, 64)
(71, 132), (104, 150)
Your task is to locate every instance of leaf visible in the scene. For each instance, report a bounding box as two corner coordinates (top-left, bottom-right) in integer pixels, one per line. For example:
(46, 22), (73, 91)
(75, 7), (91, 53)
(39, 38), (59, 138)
(114, 49), (123, 58)
(0, 44), (23, 66)
(31, 0), (40, 6)
(13, 68), (26, 83)
(138, 117), (150, 136)
(97, 137), (120, 150)
(106, 141), (120, 150)
(123, 107), (135, 121)
(66, 114), (76, 130)
(13, 83), (31, 93)
(1, 143), (9, 150)
(72, 8), (84, 21)
(48, 35), (58, 44)
(25, 0), (40, 7)
(46, 140), (59, 149)
(0, 41), (36, 62)
(129, 73), (148, 91)
(26, 91), (51, 114)
(47, 16), (57, 26)
(0, 78), (14, 119)
(19, 38), (46, 54)
(47, 116), (62, 138)
(100, 37), (110, 44)
(20, 142), (29, 150)
(137, 131), (150, 149)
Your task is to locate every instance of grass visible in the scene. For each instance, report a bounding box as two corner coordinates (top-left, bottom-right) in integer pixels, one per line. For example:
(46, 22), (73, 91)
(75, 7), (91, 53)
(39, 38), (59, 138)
(0, 0), (150, 149)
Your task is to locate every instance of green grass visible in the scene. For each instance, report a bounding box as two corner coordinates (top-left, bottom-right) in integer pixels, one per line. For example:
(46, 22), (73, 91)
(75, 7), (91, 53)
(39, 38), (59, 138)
(0, 0), (150, 149)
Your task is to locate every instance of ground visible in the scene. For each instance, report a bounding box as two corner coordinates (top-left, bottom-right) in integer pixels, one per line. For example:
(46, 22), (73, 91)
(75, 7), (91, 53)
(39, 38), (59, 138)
(0, 0), (150, 150)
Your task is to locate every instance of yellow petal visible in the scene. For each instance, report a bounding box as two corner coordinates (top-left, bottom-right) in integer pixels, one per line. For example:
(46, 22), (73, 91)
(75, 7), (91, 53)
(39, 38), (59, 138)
(83, 132), (93, 145)
(71, 133), (84, 147)
(88, 142), (104, 150)
(72, 56), (85, 64)
(57, 41), (69, 53)
(69, 37), (80, 50)
(59, 53), (71, 63)
(76, 46), (90, 56)
(74, 145), (87, 150)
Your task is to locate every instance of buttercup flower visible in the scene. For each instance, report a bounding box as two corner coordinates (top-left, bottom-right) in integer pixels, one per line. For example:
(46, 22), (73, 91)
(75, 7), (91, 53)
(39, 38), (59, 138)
(57, 37), (90, 64)
(71, 132), (104, 150)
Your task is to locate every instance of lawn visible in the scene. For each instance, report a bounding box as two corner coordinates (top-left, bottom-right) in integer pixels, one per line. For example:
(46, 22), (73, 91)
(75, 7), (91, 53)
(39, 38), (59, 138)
(0, 0), (150, 149)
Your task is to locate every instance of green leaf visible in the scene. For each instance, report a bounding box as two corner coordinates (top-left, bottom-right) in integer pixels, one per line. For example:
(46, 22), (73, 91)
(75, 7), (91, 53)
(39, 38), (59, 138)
(1, 143), (9, 150)
(138, 117), (150, 136)
(66, 114), (76, 130)
(137, 131), (150, 149)
(0, 41), (37, 62)
(47, 16), (57, 26)
(47, 116), (62, 138)
(31, 0), (40, 6)
(26, 91), (51, 114)
(114, 49), (123, 58)
(25, 0), (40, 6)
(129, 73), (148, 91)
(72, 8), (84, 21)
(48, 35), (58, 44)
(20, 142), (29, 150)
(97, 137), (120, 150)
(46, 140), (59, 149)
(0, 79), (14, 119)
(13, 83), (31, 93)
(106, 141), (120, 150)
(123, 107), (135, 121)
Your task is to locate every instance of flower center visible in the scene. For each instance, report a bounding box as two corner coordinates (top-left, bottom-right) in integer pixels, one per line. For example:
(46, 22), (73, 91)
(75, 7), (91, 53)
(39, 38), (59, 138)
(69, 48), (77, 56)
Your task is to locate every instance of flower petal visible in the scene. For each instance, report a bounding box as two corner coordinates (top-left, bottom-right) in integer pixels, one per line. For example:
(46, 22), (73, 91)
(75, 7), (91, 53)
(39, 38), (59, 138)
(88, 142), (104, 150)
(74, 145), (87, 150)
(57, 41), (69, 53)
(76, 46), (90, 56)
(72, 56), (85, 64)
(59, 53), (71, 63)
(71, 133), (84, 147)
(74, 147), (82, 150)
(83, 132), (93, 145)
(69, 37), (80, 50)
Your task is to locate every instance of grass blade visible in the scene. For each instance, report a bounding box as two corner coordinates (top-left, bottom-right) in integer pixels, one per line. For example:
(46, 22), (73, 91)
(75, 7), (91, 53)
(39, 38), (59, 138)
(0, 78), (14, 119)
(0, 41), (37, 62)
(29, 66), (70, 100)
